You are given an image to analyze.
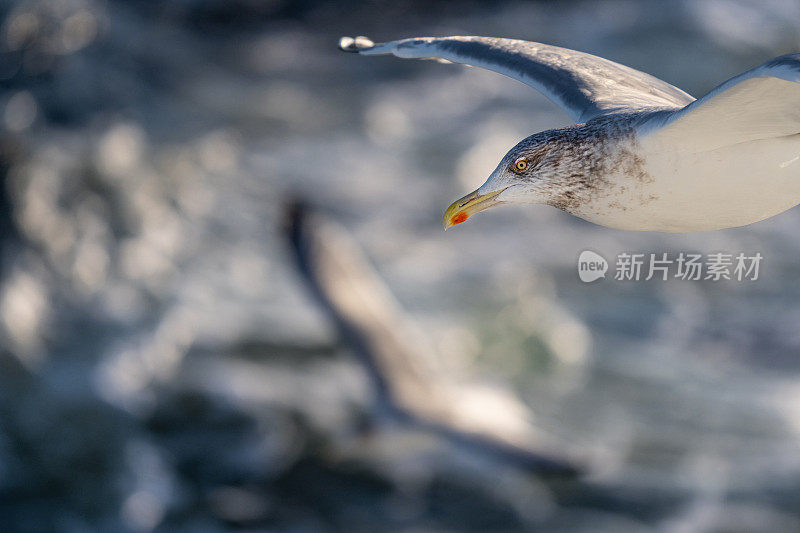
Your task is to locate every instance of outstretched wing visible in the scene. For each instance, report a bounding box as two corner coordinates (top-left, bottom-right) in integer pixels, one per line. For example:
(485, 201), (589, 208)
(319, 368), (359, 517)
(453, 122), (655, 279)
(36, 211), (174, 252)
(339, 35), (694, 123)
(640, 54), (800, 153)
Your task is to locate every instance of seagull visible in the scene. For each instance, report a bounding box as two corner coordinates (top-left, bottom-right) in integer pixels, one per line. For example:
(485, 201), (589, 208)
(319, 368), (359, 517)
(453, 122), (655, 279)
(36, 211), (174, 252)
(339, 35), (800, 232)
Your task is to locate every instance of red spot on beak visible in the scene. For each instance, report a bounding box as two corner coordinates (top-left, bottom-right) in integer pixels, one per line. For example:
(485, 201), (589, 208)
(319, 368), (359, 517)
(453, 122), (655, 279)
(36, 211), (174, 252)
(451, 212), (469, 226)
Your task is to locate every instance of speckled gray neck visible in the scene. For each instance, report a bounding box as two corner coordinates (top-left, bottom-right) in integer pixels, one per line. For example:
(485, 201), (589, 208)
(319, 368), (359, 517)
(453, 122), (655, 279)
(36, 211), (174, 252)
(521, 113), (650, 214)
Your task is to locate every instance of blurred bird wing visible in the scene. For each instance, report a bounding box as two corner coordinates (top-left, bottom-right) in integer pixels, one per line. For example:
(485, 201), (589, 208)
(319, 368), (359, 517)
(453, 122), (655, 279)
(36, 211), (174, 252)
(639, 54), (800, 153)
(340, 35), (694, 123)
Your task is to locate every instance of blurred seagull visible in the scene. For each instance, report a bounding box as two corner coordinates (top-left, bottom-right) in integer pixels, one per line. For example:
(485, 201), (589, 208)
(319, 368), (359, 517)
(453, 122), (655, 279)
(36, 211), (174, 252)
(340, 35), (800, 232)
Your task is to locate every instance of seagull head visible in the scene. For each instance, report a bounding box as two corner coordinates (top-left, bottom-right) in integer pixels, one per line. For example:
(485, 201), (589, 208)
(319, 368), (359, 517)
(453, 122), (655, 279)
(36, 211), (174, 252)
(443, 132), (561, 230)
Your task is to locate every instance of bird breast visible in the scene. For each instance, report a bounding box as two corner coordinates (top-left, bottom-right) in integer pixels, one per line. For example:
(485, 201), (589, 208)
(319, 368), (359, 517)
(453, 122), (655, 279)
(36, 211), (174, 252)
(574, 132), (800, 232)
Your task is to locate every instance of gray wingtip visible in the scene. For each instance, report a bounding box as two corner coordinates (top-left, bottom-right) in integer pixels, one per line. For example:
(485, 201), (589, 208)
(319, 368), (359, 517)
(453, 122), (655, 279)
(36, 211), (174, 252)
(339, 35), (375, 53)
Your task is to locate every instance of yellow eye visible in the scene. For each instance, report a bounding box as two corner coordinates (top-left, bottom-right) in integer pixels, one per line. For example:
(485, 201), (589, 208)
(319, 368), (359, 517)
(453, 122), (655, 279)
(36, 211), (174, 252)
(514, 158), (528, 172)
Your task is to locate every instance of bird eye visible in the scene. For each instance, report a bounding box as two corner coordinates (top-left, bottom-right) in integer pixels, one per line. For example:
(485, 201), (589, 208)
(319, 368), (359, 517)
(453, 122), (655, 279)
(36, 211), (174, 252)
(513, 158), (529, 172)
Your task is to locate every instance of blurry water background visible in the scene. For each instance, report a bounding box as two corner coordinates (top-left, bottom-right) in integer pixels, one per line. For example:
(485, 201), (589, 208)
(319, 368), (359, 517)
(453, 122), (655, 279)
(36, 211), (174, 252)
(2, 0), (800, 531)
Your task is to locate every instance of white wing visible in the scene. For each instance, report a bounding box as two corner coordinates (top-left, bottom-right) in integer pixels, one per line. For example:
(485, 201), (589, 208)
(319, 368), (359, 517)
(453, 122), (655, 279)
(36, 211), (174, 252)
(339, 35), (694, 123)
(640, 54), (800, 153)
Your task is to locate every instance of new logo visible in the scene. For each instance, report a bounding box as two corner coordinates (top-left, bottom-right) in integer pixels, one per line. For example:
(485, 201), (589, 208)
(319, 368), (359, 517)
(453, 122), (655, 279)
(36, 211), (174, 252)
(578, 250), (608, 282)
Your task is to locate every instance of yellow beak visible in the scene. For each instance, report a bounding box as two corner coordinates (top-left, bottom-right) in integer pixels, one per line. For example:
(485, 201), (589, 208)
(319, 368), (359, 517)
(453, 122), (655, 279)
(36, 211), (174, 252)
(443, 188), (506, 230)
